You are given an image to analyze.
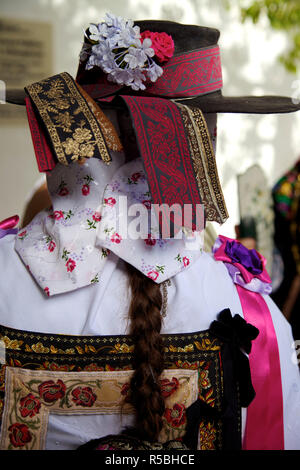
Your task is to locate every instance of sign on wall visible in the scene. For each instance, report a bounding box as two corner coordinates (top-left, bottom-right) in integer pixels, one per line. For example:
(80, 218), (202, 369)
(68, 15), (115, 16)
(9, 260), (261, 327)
(0, 17), (53, 123)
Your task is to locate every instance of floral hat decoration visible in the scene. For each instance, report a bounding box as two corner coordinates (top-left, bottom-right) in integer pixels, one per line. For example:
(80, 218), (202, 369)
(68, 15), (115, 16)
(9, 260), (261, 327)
(81, 14), (174, 91)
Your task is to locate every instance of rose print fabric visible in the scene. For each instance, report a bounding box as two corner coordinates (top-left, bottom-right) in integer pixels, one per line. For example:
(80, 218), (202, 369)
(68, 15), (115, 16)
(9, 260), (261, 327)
(15, 154), (125, 296)
(14, 110), (217, 297)
(96, 159), (203, 284)
(15, 156), (203, 296)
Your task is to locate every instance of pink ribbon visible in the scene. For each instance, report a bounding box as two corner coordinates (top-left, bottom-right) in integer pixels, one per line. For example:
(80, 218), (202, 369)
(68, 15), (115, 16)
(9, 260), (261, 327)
(237, 286), (284, 449)
(213, 235), (284, 449)
(0, 215), (19, 239)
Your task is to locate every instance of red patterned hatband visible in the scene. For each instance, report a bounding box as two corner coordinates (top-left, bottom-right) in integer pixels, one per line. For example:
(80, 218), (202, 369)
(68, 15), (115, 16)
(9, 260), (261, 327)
(79, 45), (223, 100)
(145, 45), (222, 98)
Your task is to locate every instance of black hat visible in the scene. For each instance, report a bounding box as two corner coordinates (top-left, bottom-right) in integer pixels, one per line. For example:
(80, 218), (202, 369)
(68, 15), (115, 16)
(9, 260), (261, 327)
(6, 19), (300, 114)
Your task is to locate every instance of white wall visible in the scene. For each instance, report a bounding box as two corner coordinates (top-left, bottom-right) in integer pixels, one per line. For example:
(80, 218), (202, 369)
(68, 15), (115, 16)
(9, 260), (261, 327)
(1, 0), (300, 238)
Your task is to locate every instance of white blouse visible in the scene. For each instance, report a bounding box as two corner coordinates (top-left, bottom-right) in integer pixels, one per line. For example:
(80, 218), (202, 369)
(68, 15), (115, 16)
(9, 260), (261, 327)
(0, 234), (299, 450)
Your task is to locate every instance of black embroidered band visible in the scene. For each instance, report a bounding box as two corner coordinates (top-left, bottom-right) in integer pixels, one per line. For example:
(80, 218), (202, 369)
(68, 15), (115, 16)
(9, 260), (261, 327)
(25, 72), (112, 166)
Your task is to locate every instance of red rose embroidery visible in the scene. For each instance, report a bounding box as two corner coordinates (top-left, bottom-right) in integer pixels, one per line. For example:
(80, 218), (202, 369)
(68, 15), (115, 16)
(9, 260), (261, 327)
(58, 187), (69, 197)
(19, 393), (41, 418)
(142, 200), (152, 210)
(66, 258), (76, 272)
(38, 379), (66, 403)
(8, 423), (32, 447)
(111, 233), (122, 244)
(147, 270), (159, 281)
(44, 287), (50, 297)
(72, 386), (97, 407)
(141, 31), (174, 63)
(164, 403), (186, 428)
(183, 256), (190, 267)
(131, 172), (142, 182)
(160, 377), (179, 398)
(82, 184), (90, 196)
(104, 197), (116, 207)
(48, 240), (56, 252)
(145, 234), (156, 246)
(92, 212), (102, 222)
(120, 383), (130, 396)
(49, 210), (64, 220)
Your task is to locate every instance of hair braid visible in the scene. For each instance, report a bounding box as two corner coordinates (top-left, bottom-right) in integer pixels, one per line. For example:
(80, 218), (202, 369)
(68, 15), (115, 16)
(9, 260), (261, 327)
(125, 262), (165, 442)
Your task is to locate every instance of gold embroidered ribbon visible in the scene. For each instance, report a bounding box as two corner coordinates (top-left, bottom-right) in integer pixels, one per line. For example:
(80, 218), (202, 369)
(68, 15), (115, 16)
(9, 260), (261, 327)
(25, 72), (122, 166)
(177, 104), (228, 224)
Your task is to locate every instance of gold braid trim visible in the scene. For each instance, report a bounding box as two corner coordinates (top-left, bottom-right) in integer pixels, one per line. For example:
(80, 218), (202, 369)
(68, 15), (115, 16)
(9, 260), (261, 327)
(176, 104), (228, 224)
(76, 83), (123, 153)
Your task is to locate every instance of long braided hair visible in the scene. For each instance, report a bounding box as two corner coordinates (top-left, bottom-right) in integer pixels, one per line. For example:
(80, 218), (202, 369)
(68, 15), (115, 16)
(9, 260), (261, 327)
(124, 262), (166, 442)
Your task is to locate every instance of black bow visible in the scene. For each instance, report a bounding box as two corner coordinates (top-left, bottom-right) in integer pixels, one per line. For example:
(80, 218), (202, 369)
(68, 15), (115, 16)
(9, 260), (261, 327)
(210, 308), (259, 408)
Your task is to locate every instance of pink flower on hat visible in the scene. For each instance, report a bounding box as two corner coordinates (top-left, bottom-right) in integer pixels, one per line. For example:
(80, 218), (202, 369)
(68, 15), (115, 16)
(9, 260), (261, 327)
(147, 270), (159, 281)
(141, 31), (174, 63)
(66, 258), (76, 272)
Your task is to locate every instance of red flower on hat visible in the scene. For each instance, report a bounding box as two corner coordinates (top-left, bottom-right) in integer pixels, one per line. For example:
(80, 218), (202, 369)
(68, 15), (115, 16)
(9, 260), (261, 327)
(147, 270), (159, 281)
(141, 31), (174, 63)
(82, 184), (90, 196)
(44, 287), (50, 297)
(66, 258), (76, 272)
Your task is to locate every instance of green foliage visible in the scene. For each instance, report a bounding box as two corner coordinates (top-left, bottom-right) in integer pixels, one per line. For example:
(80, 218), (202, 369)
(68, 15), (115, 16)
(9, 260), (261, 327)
(238, 0), (300, 73)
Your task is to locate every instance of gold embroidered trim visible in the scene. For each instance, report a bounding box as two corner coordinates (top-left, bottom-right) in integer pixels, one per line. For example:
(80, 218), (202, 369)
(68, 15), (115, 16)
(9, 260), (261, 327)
(0, 326), (221, 356)
(25, 72), (111, 165)
(177, 104), (228, 224)
(77, 84), (123, 153)
(0, 367), (198, 450)
(161, 279), (171, 318)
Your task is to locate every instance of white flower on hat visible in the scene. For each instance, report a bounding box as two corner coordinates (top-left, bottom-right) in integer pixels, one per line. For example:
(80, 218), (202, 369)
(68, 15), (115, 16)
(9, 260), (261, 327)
(82, 13), (171, 91)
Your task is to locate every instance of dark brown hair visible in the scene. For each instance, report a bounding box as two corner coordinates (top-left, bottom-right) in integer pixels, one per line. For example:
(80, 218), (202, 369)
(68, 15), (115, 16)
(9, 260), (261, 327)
(125, 262), (165, 442)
